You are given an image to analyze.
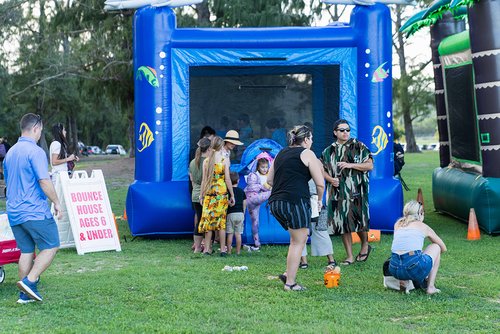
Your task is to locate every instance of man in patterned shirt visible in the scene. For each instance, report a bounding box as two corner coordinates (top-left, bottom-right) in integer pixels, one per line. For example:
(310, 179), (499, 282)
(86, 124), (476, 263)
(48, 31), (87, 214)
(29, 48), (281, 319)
(321, 119), (373, 265)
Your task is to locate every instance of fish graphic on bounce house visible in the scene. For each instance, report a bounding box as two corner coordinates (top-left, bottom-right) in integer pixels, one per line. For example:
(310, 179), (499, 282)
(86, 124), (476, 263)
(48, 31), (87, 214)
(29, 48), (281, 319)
(136, 66), (159, 87)
(371, 62), (389, 83)
(371, 125), (388, 155)
(138, 122), (154, 152)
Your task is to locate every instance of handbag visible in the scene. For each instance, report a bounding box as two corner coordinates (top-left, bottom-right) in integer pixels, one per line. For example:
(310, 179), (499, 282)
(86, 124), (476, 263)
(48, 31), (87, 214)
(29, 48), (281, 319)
(67, 160), (75, 172)
(315, 209), (328, 231)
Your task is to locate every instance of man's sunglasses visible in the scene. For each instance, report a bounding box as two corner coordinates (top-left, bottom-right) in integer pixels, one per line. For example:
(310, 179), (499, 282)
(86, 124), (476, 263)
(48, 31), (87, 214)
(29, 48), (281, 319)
(335, 128), (350, 133)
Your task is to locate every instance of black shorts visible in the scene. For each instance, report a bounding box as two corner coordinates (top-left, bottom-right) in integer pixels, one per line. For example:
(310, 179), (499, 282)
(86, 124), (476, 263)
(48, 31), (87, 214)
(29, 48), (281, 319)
(269, 199), (311, 231)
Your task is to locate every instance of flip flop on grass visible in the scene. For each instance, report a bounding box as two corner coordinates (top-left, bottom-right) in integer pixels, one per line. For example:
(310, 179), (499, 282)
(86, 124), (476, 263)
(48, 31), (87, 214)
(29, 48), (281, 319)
(356, 245), (373, 262)
(284, 283), (307, 291)
(299, 263), (309, 269)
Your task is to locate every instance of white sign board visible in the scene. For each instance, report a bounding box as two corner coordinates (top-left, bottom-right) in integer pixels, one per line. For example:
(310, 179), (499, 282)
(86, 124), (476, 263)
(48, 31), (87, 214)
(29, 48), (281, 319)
(59, 170), (121, 255)
(52, 173), (75, 249)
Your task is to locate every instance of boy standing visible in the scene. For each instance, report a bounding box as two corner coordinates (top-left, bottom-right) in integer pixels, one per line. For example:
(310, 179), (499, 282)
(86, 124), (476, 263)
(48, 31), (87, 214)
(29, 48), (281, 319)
(226, 172), (246, 255)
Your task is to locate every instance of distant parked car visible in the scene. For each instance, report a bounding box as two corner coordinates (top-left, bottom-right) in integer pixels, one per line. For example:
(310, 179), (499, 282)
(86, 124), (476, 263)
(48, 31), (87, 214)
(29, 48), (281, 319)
(429, 143), (439, 151)
(105, 144), (127, 155)
(87, 146), (102, 155)
(78, 141), (88, 156)
(93, 146), (103, 154)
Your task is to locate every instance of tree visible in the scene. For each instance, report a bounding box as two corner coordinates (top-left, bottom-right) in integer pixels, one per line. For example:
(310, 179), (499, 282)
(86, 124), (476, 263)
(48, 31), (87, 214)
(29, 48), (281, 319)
(0, 0), (134, 156)
(392, 3), (433, 152)
(393, 68), (434, 138)
(178, 0), (328, 28)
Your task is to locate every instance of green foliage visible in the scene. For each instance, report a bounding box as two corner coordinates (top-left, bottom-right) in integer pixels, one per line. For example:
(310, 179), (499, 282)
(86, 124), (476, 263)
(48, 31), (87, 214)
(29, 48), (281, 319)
(393, 68), (436, 138)
(210, 0), (310, 27)
(1, 153), (499, 333)
(0, 0), (132, 150)
(177, 0), (323, 28)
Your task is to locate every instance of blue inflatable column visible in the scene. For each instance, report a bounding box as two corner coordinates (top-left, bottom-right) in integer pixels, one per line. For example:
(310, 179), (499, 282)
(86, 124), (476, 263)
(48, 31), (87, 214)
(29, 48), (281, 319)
(127, 7), (193, 236)
(133, 6), (175, 182)
(351, 5), (403, 230)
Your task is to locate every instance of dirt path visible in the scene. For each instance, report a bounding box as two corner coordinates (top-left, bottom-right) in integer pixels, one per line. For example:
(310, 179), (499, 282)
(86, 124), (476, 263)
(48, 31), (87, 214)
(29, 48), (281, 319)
(77, 155), (135, 188)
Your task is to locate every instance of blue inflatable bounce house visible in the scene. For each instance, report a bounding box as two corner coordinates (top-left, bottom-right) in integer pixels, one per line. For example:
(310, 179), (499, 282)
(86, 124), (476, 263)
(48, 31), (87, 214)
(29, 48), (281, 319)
(119, 2), (403, 242)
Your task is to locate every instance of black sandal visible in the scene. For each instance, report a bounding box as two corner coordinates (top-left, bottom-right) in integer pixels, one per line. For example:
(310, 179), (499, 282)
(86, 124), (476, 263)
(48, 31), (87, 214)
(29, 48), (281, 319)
(278, 274), (287, 284)
(328, 260), (338, 267)
(284, 283), (307, 291)
(299, 263), (309, 269)
(356, 245), (373, 262)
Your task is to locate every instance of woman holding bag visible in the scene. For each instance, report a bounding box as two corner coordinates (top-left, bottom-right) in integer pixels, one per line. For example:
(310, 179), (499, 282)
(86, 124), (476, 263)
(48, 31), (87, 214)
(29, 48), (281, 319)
(50, 123), (79, 182)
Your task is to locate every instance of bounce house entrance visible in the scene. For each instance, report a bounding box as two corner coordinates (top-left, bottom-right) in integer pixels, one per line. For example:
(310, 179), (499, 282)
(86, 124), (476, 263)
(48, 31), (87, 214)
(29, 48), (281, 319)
(444, 63), (481, 165)
(189, 65), (340, 161)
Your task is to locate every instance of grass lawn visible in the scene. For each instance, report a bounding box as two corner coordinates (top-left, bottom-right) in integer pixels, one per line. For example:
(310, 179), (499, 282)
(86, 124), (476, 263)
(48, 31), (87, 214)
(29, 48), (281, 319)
(1, 152), (498, 333)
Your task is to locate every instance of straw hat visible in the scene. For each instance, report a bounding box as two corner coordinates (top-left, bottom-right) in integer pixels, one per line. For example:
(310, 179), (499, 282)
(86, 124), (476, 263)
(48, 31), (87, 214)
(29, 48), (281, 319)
(224, 130), (243, 145)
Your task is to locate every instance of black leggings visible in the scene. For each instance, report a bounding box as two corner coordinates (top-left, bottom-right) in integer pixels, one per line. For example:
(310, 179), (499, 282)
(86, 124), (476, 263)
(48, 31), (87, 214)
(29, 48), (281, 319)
(192, 202), (204, 236)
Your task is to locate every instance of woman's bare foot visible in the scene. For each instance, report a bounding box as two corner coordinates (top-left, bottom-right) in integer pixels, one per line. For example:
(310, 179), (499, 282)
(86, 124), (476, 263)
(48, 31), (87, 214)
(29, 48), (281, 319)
(426, 286), (441, 295)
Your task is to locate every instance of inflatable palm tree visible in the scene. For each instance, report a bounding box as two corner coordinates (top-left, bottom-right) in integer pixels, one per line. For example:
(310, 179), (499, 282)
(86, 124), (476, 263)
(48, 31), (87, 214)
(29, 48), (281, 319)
(401, 0), (500, 234)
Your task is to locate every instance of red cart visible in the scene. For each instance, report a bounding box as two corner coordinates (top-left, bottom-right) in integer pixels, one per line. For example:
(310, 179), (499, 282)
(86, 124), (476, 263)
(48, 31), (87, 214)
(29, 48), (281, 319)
(0, 214), (21, 284)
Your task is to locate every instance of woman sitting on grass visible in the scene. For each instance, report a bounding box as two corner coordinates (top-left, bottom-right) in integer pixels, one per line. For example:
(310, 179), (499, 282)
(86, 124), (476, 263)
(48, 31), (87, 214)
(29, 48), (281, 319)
(389, 200), (447, 295)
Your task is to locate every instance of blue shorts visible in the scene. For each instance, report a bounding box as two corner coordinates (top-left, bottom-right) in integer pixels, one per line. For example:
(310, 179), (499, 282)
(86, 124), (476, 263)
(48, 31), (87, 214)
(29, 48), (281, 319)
(11, 218), (60, 253)
(389, 250), (433, 287)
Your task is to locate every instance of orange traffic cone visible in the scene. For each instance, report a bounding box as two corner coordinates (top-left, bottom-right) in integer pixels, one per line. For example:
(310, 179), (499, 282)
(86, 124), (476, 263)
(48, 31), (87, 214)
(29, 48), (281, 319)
(417, 188), (424, 209)
(467, 208), (481, 240)
(113, 213), (119, 234)
(123, 208), (128, 221)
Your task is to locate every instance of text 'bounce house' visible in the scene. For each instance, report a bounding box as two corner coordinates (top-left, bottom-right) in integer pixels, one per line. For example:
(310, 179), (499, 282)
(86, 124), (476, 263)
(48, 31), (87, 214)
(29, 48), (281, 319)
(402, 0), (500, 234)
(110, 0), (405, 242)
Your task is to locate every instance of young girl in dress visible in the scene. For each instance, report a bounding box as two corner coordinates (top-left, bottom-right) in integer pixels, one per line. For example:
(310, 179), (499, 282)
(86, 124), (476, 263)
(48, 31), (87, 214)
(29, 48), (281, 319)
(244, 153), (273, 249)
(198, 136), (235, 256)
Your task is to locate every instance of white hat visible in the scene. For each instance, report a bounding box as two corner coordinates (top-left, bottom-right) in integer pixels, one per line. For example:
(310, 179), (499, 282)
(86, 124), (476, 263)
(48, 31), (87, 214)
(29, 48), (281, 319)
(224, 130), (243, 145)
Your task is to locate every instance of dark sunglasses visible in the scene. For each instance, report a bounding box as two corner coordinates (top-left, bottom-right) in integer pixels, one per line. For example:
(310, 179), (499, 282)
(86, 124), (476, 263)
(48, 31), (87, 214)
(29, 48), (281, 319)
(33, 114), (42, 128)
(335, 128), (350, 133)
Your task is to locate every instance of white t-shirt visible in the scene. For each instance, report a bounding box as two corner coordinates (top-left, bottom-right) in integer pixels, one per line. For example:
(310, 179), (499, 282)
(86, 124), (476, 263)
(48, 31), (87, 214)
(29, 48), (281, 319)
(50, 141), (67, 173)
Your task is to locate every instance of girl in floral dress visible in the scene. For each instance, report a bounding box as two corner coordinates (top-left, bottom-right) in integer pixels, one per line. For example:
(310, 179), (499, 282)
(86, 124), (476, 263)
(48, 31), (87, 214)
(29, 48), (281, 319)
(199, 136), (235, 256)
